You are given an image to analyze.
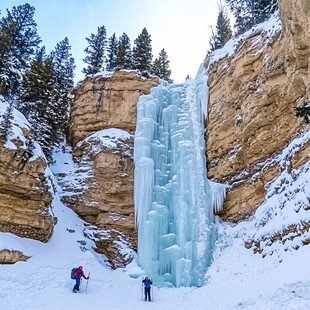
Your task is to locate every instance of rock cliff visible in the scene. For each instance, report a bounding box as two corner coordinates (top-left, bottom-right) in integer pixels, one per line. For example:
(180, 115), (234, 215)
(0, 101), (54, 250)
(206, 0), (310, 224)
(69, 70), (158, 147)
(66, 71), (158, 267)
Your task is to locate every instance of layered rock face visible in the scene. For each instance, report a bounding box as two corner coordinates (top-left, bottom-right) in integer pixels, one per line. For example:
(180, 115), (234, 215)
(0, 116), (54, 244)
(67, 71), (158, 267)
(69, 71), (158, 147)
(206, 0), (310, 222)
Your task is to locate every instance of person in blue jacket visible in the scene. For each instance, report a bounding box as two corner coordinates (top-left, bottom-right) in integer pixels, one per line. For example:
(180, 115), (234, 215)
(142, 276), (153, 301)
(73, 266), (89, 293)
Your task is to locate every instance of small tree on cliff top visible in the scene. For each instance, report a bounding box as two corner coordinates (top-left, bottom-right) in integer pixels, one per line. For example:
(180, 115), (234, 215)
(107, 33), (118, 71)
(115, 33), (132, 70)
(82, 25), (107, 75)
(152, 49), (173, 83)
(132, 28), (153, 72)
(0, 101), (14, 141)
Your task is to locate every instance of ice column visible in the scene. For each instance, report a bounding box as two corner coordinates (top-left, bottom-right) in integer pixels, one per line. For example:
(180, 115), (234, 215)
(134, 67), (215, 287)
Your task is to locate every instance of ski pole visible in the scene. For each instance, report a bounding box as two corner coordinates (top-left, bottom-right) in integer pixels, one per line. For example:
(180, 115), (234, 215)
(142, 279), (144, 301)
(152, 282), (154, 302)
(85, 272), (90, 293)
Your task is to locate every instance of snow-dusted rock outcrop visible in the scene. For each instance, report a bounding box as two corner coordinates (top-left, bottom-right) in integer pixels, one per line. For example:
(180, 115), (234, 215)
(64, 129), (135, 268)
(0, 99), (54, 245)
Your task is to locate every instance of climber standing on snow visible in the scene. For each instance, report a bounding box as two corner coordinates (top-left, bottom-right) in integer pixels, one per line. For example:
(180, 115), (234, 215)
(142, 276), (153, 301)
(72, 266), (89, 293)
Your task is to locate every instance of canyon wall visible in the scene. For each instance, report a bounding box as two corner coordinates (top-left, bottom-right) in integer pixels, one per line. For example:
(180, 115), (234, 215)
(206, 0), (310, 222)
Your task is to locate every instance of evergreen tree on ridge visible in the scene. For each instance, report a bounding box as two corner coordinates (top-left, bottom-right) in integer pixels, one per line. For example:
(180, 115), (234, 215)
(132, 28), (153, 72)
(107, 33), (118, 71)
(115, 33), (132, 70)
(209, 1), (232, 52)
(82, 25), (107, 75)
(152, 49), (173, 83)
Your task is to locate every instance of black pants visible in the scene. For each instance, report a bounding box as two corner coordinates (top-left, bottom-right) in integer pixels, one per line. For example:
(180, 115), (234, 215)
(144, 287), (151, 301)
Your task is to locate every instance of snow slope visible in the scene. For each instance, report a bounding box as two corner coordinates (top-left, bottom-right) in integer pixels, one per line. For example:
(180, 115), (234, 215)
(1, 133), (310, 309)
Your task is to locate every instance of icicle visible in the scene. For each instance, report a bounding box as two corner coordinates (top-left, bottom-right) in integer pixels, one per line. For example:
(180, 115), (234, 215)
(209, 180), (229, 213)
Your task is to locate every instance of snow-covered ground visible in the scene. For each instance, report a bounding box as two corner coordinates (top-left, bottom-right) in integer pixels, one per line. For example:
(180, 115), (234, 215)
(1, 137), (310, 310)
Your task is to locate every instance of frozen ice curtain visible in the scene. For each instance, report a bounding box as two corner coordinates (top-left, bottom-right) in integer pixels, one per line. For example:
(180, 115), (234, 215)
(134, 67), (218, 287)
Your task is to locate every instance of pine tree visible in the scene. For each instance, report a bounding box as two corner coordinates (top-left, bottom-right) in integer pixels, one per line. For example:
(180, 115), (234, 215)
(21, 38), (75, 161)
(50, 37), (75, 146)
(209, 2), (232, 52)
(0, 4), (41, 99)
(215, 2), (232, 48)
(208, 26), (217, 53)
(115, 33), (132, 70)
(0, 22), (16, 97)
(106, 33), (118, 71)
(23, 132), (36, 161)
(0, 101), (14, 141)
(20, 46), (56, 159)
(225, 0), (278, 35)
(152, 49), (173, 83)
(82, 25), (107, 75)
(20, 47), (55, 117)
(132, 28), (153, 72)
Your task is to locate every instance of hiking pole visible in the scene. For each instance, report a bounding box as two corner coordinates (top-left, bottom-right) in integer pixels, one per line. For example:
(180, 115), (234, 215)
(152, 282), (154, 302)
(85, 272), (90, 293)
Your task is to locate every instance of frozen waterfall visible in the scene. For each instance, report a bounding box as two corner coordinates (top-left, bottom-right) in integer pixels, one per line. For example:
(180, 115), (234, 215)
(134, 66), (219, 287)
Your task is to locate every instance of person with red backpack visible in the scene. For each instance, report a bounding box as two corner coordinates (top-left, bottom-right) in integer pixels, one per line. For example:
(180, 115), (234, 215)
(72, 266), (89, 293)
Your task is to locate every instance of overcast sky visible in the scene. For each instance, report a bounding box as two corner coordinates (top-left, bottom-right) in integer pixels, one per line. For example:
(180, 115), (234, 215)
(1, 0), (220, 83)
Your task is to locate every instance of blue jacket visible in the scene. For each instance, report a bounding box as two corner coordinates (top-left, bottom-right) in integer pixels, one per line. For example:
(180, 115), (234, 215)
(142, 278), (152, 288)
